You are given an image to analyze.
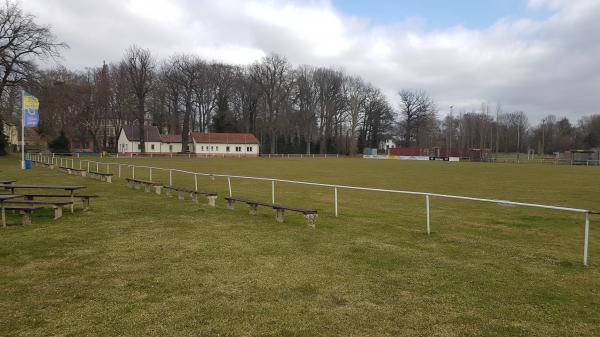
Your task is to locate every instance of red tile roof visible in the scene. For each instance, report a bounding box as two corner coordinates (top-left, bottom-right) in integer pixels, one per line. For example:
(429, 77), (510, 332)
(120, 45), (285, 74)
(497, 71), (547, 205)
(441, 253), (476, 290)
(160, 134), (183, 143)
(191, 132), (259, 144)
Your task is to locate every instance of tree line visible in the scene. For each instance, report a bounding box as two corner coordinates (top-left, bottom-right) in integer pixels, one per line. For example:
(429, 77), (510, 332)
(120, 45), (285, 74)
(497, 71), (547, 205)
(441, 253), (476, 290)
(1, 0), (599, 155)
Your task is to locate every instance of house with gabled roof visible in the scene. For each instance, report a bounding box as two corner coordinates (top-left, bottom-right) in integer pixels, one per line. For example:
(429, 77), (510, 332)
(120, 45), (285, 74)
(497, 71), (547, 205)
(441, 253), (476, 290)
(117, 125), (162, 154)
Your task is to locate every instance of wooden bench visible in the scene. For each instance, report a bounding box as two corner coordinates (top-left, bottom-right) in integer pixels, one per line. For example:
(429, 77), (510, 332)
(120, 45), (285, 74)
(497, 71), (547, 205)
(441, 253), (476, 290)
(162, 185), (218, 207)
(20, 194), (99, 211)
(58, 166), (87, 176)
(224, 197), (318, 228)
(88, 171), (113, 183)
(34, 162), (54, 169)
(5, 200), (73, 220)
(125, 178), (163, 194)
(0, 180), (15, 185)
(2, 205), (43, 225)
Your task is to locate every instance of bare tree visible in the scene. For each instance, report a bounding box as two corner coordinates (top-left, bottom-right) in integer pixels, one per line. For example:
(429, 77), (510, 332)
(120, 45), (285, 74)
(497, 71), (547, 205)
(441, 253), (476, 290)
(0, 1), (67, 99)
(397, 89), (435, 147)
(122, 45), (154, 152)
(251, 54), (292, 153)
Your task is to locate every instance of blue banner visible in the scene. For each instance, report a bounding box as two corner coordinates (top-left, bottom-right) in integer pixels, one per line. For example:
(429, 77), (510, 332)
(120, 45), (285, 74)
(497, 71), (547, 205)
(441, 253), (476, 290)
(22, 91), (40, 128)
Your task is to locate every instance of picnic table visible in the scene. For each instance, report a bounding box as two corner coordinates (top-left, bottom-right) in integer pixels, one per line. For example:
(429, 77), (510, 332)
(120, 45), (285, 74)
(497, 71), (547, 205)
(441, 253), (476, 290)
(0, 184), (86, 213)
(0, 194), (23, 227)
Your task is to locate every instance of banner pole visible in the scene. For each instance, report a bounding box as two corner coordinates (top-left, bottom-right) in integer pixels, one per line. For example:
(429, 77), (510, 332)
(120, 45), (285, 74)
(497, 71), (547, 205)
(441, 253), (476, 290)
(21, 90), (25, 169)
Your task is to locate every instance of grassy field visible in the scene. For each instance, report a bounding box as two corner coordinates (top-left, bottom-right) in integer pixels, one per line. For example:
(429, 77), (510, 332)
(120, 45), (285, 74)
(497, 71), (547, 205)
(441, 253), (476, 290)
(1, 154), (599, 336)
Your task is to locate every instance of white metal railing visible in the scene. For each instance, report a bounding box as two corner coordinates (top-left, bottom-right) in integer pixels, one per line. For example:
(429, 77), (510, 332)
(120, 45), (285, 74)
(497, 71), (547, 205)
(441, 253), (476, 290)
(27, 152), (595, 266)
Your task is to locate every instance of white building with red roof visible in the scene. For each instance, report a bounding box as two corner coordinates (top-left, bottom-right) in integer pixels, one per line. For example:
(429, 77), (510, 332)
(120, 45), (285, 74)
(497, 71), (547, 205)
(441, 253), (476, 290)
(191, 132), (259, 157)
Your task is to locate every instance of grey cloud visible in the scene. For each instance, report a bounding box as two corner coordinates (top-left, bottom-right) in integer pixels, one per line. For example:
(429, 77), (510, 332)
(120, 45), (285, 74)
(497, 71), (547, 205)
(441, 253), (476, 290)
(21, 0), (600, 122)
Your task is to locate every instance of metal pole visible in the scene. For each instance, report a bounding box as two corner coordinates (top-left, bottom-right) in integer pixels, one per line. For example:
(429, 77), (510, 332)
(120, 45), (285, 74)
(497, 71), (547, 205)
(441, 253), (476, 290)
(21, 90), (25, 169)
(118, 164), (121, 178)
(227, 177), (232, 197)
(149, 167), (153, 182)
(169, 169), (173, 186)
(272, 180), (275, 203)
(426, 195), (431, 235)
(584, 212), (590, 266)
(194, 174), (198, 191)
(96, 162), (99, 172)
(87, 161), (90, 172)
(132, 166), (135, 179)
(334, 187), (338, 217)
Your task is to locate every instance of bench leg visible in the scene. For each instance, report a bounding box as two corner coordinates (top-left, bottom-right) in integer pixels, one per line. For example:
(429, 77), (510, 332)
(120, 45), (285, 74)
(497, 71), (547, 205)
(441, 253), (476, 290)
(191, 193), (198, 204)
(154, 186), (162, 195)
(144, 184), (150, 193)
(1, 207), (5, 228)
(81, 171), (87, 177)
(166, 189), (172, 197)
(249, 203), (257, 215)
(21, 211), (32, 225)
(106, 176), (111, 183)
(50, 165), (54, 170)
(177, 191), (185, 200)
(54, 206), (63, 220)
(83, 198), (90, 211)
(305, 214), (317, 229)
(207, 196), (217, 207)
(226, 199), (234, 210)
(127, 181), (133, 188)
(275, 209), (285, 223)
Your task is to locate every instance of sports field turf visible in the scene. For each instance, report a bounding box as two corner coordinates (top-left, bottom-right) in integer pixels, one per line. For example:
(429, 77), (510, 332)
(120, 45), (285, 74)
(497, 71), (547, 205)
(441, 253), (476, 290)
(1, 155), (599, 336)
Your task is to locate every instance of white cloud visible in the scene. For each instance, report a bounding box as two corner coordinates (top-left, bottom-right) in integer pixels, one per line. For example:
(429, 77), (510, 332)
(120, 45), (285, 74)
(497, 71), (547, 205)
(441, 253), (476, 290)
(19, 0), (600, 121)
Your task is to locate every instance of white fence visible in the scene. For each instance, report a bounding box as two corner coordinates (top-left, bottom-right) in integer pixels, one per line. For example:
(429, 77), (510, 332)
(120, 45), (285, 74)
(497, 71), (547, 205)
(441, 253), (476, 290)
(27, 152), (595, 266)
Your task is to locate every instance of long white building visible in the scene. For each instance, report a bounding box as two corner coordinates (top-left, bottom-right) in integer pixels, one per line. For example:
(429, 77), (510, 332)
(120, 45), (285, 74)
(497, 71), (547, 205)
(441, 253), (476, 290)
(117, 126), (260, 156)
(191, 132), (259, 157)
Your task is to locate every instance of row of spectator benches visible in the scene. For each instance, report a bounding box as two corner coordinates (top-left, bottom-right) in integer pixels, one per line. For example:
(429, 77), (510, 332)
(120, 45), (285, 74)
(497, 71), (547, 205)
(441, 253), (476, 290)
(35, 161), (114, 183)
(125, 178), (318, 228)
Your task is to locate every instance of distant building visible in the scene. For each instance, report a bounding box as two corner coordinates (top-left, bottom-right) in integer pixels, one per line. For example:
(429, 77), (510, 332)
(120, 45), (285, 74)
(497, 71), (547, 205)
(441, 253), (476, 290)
(117, 125), (162, 154)
(2, 121), (19, 151)
(191, 132), (259, 157)
(159, 134), (192, 153)
(379, 139), (397, 152)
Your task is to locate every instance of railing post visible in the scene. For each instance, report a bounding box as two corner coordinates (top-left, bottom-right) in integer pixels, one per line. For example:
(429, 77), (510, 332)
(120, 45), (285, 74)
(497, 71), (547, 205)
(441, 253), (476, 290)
(169, 169), (173, 186)
(227, 177), (232, 197)
(584, 212), (590, 266)
(426, 195), (431, 235)
(272, 180), (275, 203)
(87, 161), (90, 172)
(194, 174), (198, 191)
(334, 187), (338, 217)
(118, 164), (121, 178)
(132, 166), (135, 179)
(106, 163), (110, 174)
(149, 167), (153, 182)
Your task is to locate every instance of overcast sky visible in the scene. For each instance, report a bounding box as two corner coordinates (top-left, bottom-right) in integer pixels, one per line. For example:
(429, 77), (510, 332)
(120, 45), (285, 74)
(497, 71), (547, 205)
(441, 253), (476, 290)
(20, 0), (600, 122)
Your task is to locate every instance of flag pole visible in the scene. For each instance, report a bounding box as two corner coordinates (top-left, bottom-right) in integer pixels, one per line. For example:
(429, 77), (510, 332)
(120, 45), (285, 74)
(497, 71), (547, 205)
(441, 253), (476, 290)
(21, 90), (25, 169)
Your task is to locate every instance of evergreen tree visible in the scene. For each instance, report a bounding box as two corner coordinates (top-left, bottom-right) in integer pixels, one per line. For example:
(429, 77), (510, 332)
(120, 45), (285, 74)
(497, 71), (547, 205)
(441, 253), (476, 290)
(48, 131), (70, 153)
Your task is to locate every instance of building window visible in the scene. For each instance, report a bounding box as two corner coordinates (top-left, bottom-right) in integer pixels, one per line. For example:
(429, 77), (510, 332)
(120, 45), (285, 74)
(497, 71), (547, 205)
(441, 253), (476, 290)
(137, 143), (141, 150)
(201, 146), (204, 151)
(169, 145), (173, 152)
(151, 144), (155, 150)
(211, 146), (214, 151)
(226, 146), (230, 152)
(216, 146), (219, 151)
(247, 146), (253, 152)
(236, 146), (241, 152)
(187, 145), (190, 151)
